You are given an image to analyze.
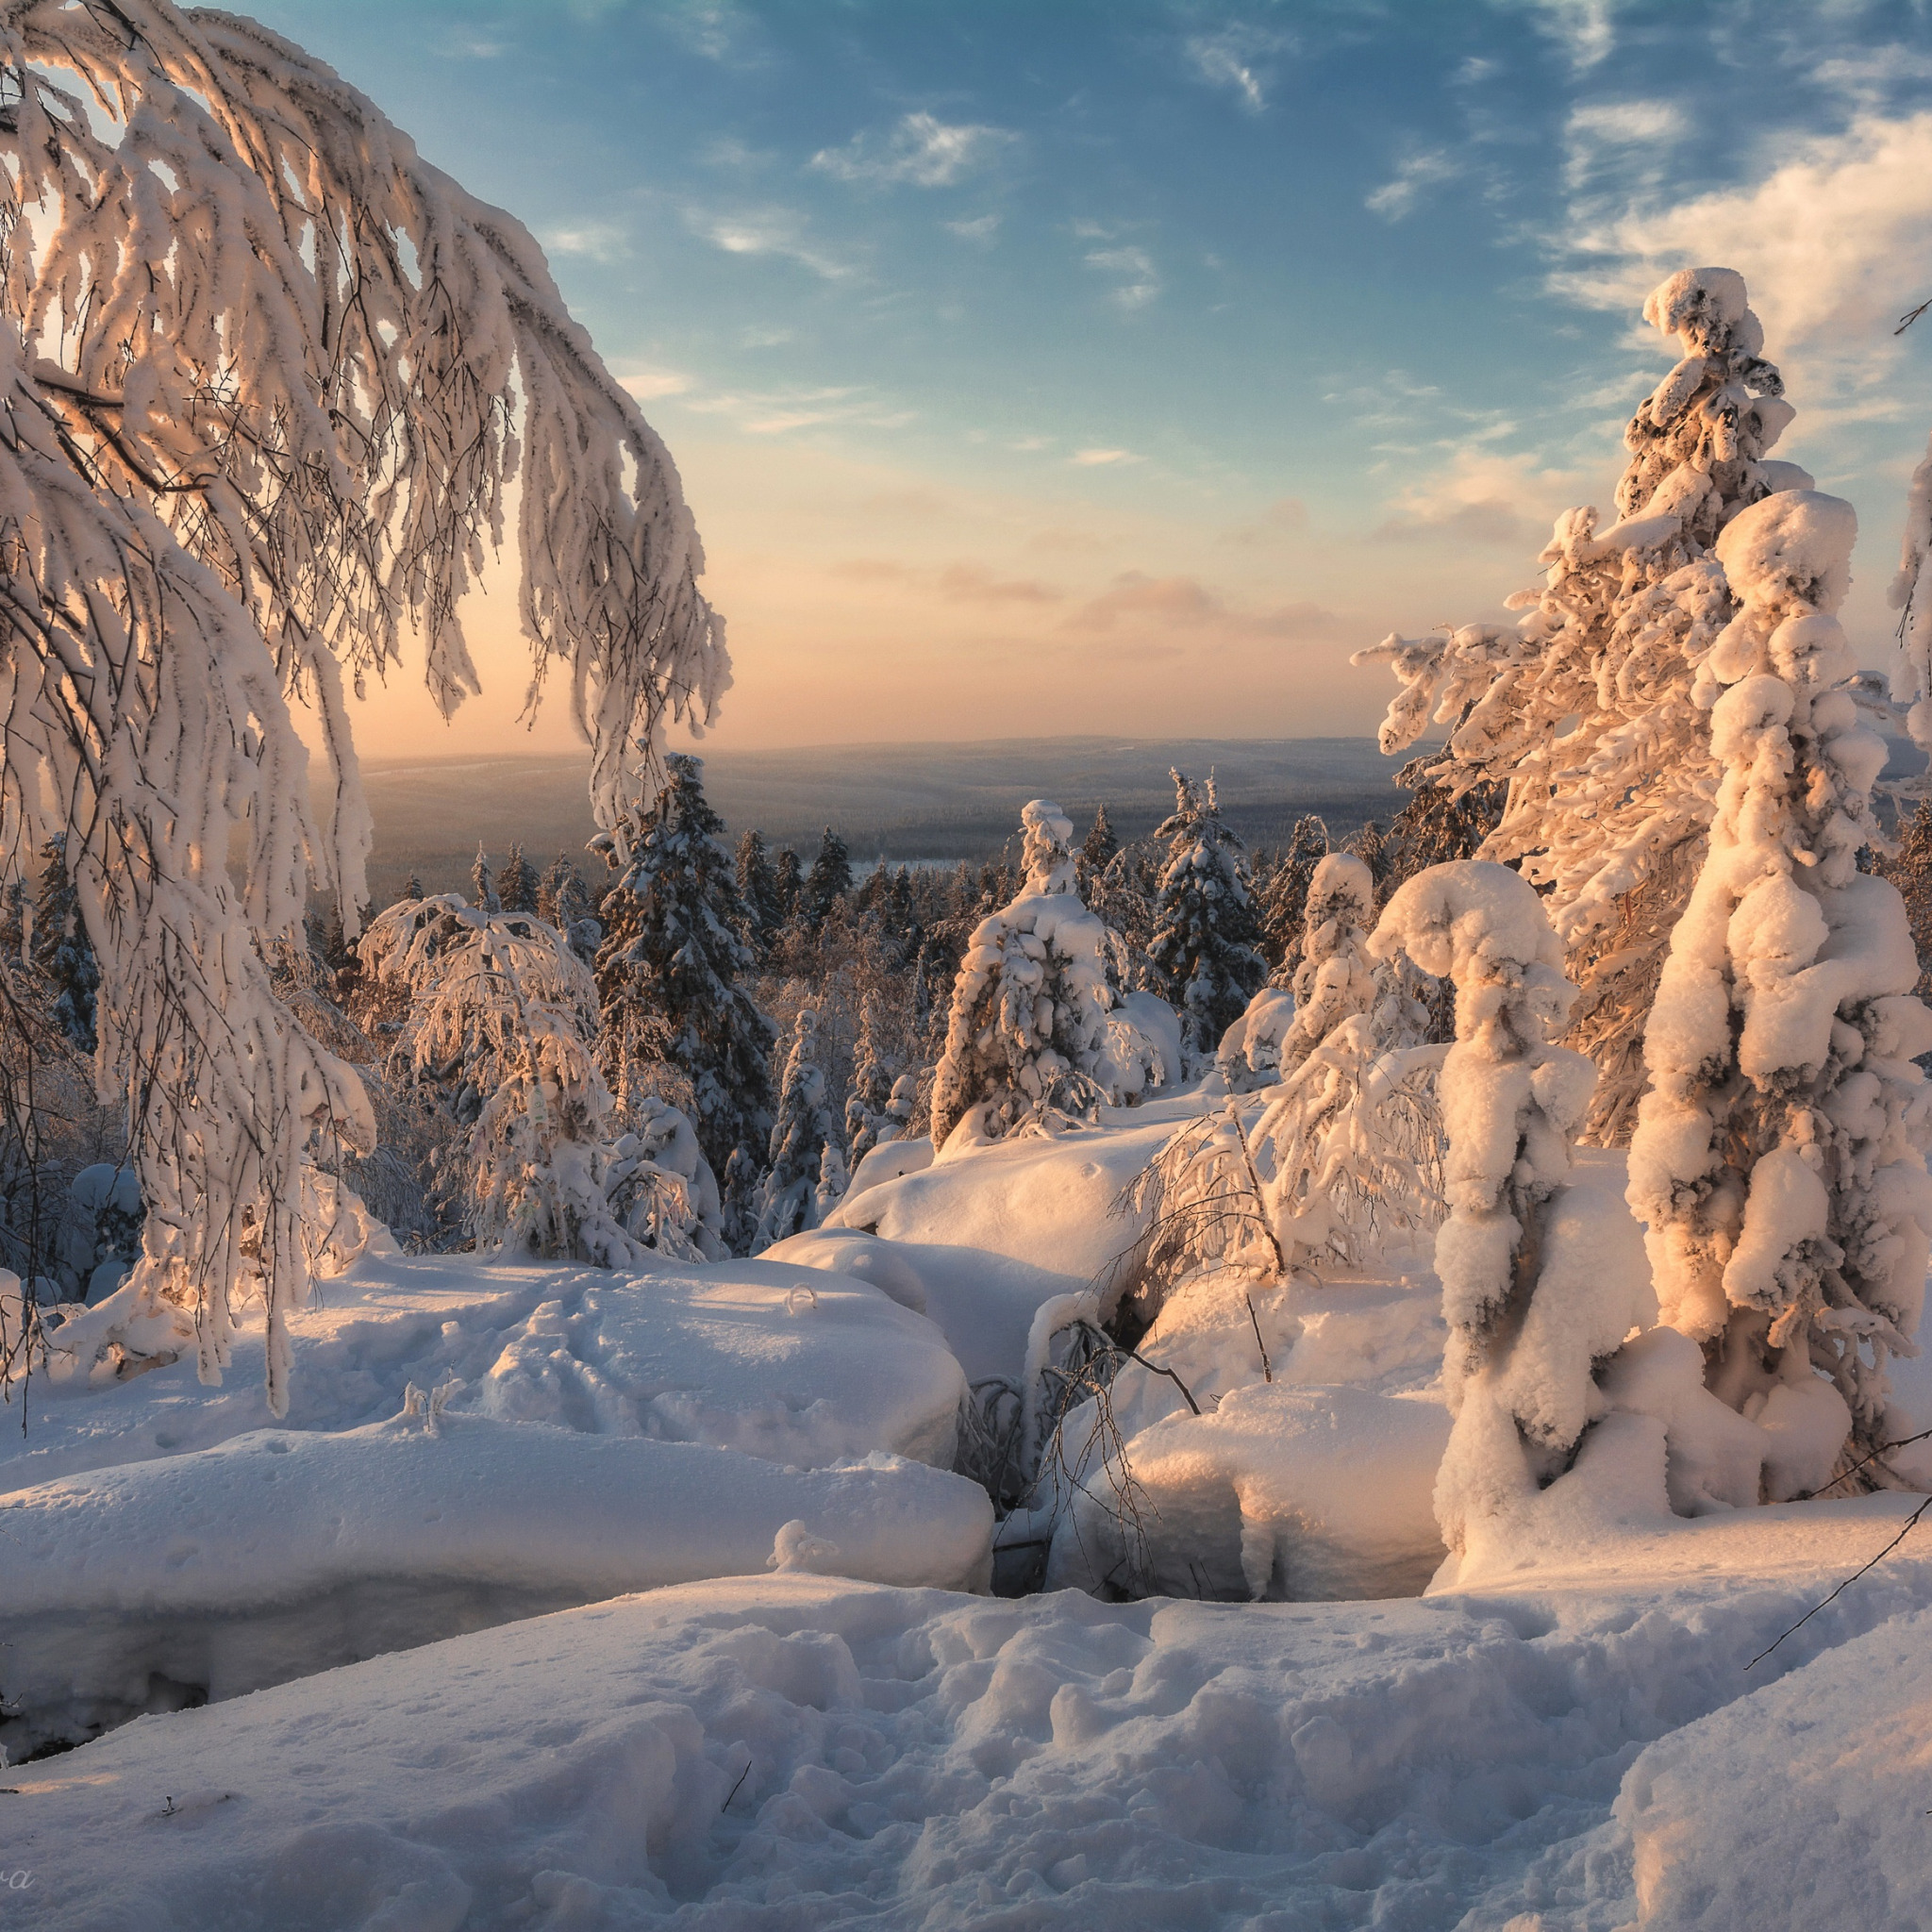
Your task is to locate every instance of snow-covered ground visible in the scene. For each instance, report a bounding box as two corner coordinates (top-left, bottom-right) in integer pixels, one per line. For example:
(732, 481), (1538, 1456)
(7, 1086), (1932, 1927)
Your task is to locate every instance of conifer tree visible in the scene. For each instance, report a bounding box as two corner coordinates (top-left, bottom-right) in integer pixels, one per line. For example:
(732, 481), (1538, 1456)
(844, 994), (897, 1162)
(1148, 770), (1265, 1058)
(32, 835), (98, 1054)
(1360, 266), (1801, 1141)
(1258, 814), (1329, 981)
(930, 801), (1114, 1148)
(753, 1008), (842, 1251)
(1880, 800), (1932, 1004)
(401, 874), (425, 903)
(538, 853), (600, 964)
(1628, 491), (1932, 1484)
(804, 828), (854, 931)
(773, 848), (805, 923)
(499, 843), (541, 914)
(1077, 804), (1119, 896)
(735, 829), (783, 958)
(593, 754), (776, 1193)
(471, 844), (500, 914)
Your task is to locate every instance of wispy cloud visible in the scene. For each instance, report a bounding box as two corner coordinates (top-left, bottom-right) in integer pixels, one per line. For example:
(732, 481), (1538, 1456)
(1063, 572), (1353, 644)
(1184, 25), (1291, 113)
(1072, 447), (1142, 466)
(1366, 150), (1460, 222)
(1085, 245), (1161, 310)
(1563, 98), (1686, 191)
(1513, 0), (1622, 74)
(945, 212), (1002, 243)
(689, 206), (851, 280)
(811, 112), (1017, 189)
(1220, 497), (1310, 547)
(686, 383), (911, 436)
(830, 558), (1063, 604)
(1548, 108), (1932, 420)
(616, 365), (696, 403)
(541, 219), (632, 264)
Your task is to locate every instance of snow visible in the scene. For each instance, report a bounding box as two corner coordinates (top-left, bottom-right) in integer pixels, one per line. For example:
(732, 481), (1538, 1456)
(12, 1507), (1932, 1929)
(0, 1414), (991, 1761)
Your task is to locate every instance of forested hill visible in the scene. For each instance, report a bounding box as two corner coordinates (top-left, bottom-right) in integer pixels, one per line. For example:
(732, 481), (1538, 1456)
(351, 736), (1421, 904)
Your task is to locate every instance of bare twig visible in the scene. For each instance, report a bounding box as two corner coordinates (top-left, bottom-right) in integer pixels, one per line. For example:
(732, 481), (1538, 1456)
(1746, 1493), (1932, 1671)
(1244, 1292), (1273, 1383)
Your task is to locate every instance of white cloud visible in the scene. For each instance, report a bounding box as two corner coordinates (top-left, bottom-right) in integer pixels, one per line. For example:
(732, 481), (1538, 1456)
(1515, 0), (1622, 74)
(810, 113), (1016, 189)
(1548, 109), (1932, 420)
(541, 220), (631, 263)
(1072, 448), (1141, 466)
(1563, 98), (1686, 189)
(690, 207), (850, 280)
(617, 365), (696, 403)
(1184, 25), (1290, 113)
(685, 383), (912, 437)
(945, 212), (1002, 243)
(1085, 245), (1161, 310)
(1366, 150), (1460, 222)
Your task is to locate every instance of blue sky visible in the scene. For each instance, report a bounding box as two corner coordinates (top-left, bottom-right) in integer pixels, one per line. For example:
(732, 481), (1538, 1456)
(245, 0), (1932, 753)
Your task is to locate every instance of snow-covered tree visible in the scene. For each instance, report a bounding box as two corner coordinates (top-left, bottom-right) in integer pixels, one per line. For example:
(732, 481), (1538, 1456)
(773, 848), (805, 924)
(592, 754), (775, 1188)
(1357, 266), (1802, 1142)
(1879, 800), (1932, 1004)
(537, 854), (600, 965)
(1368, 861), (1639, 1571)
(470, 846), (501, 915)
(1077, 804), (1119, 898)
(1148, 770), (1265, 1058)
(844, 995), (898, 1162)
(498, 844), (541, 915)
(0, 0), (726, 1410)
(929, 800), (1114, 1150)
(1626, 491), (1932, 1479)
(359, 895), (717, 1265)
(753, 1008), (842, 1250)
(1275, 854), (1378, 1073)
(804, 829), (854, 932)
(736, 829), (783, 958)
(31, 836), (98, 1054)
(401, 874), (425, 904)
(1258, 814), (1328, 979)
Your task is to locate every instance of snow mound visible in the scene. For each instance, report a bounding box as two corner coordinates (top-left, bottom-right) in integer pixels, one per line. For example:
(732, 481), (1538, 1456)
(0, 1412), (991, 1759)
(475, 1257), (966, 1469)
(1045, 1383), (1450, 1601)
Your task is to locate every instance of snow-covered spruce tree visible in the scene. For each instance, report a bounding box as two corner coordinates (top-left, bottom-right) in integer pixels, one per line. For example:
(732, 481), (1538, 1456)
(929, 800), (1114, 1150)
(1091, 842), (1159, 994)
(498, 844), (541, 915)
(753, 1008), (842, 1251)
(1626, 491), (1932, 1483)
(1275, 853), (1378, 1073)
(31, 835), (98, 1054)
(592, 753), (775, 1191)
(1879, 801), (1932, 1003)
(0, 1), (725, 1409)
(804, 828), (854, 932)
(1258, 813), (1329, 980)
(735, 828), (783, 958)
(470, 845), (501, 915)
(1367, 862), (1643, 1571)
(1358, 267), (1802, 1144)
(537, 853), (600, 965)
(359, 895), (716, 1264)
(400, 874), (425, 903)
(1077, 804), (1119, 897)
(1148, 771), (1266, 1058)
(844, 994), (897, 1163)
(773, 848), (805, 924)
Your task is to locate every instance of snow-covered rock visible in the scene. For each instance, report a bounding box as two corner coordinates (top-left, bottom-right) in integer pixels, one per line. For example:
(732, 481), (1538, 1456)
(0, 1412), (991, 1758)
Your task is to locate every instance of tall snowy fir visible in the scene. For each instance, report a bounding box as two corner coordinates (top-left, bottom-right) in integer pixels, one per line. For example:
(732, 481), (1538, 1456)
(1077, 804), (1119, 895)
(471, 846), (501, 915)
(844, 995), (897, 1163)
(1258, 814), (1329, 979)
(498, 845), (541, 915)
(753, 1008), (842, 1251)
(592, 756), (776, 1199)
(929, 800), (1115, 1150)
(1360, 268), (1800, 1143)
(1275, 854), (1378, 1074)
(1626, 491), (1932, 1482)
(803, 829), (854, 932)
(1881, 800), (1932, 1003)
(735, 829), (783, 958)
(1147, 770), (1265, 1058)
(31, 835), (98, 1054)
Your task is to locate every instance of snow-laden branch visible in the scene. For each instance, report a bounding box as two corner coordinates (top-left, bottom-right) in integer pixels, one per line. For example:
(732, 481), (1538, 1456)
(0, 1), (725, 1407)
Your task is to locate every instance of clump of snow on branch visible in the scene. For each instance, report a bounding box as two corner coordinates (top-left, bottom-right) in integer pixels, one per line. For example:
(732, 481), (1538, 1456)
(929, 801), (1115, 1152)
(1626, 490), (1932, 1483)
(0, 0), (725, 1408)
(1356, 267), (1802, 1143)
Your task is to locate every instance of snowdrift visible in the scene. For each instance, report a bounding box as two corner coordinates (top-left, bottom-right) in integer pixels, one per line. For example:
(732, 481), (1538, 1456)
(0, 1412), (991, 1759)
